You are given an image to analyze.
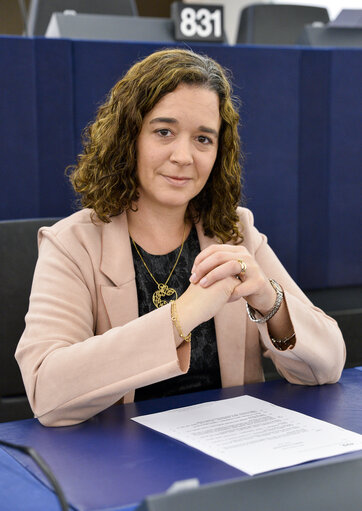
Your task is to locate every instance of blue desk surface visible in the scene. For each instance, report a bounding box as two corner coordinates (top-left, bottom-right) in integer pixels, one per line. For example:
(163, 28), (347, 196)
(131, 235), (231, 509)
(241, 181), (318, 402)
(0, 368), (361, 511)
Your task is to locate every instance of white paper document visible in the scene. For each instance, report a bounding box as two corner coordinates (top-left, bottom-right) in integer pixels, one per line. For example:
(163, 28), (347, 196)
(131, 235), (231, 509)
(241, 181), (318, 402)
(132, 395), (362, 475)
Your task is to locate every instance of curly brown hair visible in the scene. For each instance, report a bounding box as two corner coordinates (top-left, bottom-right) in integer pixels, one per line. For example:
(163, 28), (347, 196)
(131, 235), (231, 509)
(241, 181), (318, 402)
(68, 48), (243, 243)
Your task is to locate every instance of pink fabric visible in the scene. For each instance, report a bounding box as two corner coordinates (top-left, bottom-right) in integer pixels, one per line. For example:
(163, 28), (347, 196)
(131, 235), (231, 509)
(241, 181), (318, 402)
(15, 208), (346, 426)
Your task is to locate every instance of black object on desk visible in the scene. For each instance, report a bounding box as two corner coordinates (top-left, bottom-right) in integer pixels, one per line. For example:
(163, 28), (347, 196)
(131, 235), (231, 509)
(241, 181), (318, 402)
(137, 455), (362, 511)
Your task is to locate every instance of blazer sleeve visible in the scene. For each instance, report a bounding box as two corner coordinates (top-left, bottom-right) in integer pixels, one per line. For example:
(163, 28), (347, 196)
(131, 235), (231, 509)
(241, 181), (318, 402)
(242, 208), (346, 385)
(15, 229), (190, 427)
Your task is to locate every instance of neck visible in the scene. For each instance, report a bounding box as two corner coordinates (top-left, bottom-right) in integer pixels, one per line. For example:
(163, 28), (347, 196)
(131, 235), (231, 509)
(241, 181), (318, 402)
(127, 204), (190, 255)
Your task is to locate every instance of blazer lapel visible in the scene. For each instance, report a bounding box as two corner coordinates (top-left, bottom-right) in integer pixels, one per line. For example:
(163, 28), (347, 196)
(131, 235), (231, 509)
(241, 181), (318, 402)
(98, 214), (246, 386)
(100, 213), (139, 328)
(195, 222), (246, 387)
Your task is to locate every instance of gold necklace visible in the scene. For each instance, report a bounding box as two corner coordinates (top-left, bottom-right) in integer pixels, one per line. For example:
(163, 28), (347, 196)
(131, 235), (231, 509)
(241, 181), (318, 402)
(131, 224), (186, 308)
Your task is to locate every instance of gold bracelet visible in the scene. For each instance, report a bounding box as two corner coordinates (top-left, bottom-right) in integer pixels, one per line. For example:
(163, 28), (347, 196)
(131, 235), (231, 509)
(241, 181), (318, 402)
(170, 301), (191, 343)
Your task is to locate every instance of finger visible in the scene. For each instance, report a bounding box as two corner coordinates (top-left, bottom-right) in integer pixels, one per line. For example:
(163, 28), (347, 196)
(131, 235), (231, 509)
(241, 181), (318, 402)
(229, 284), (244, 302)
(192, 244), (225, 271)
(191, 252), (241, 283)
(229, 275), (268, 302)
(192, 244), (248, 272)
(198, 260), (241, 287)
(220, 277), (257, 303)
(218, 275), (242, 298)
(230, 283), (248, 301)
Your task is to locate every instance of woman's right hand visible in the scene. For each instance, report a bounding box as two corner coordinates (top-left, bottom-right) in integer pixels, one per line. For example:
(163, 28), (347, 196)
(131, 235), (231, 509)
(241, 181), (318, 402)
(174, 276), (240, 342)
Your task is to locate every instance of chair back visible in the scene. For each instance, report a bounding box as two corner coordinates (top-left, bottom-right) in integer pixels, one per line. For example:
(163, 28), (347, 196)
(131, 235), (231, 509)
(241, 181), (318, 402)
(237, 3), (329, 45)
(45, 12), (175, 42)
(0, 218), (60, 422)
(27, 0), (138, 36)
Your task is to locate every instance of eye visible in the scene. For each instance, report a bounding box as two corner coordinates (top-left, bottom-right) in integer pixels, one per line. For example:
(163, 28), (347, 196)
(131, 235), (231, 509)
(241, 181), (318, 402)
(197, 135), (213, 145)
(155, 128), (172, 137)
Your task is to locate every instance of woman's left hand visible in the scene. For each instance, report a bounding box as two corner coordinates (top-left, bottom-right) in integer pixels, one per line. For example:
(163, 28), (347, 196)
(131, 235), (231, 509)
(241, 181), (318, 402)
(190, 244), (276, 314)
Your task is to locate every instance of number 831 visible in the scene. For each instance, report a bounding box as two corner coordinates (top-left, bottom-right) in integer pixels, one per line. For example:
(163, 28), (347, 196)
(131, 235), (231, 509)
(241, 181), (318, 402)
(180, 7), (222, 38)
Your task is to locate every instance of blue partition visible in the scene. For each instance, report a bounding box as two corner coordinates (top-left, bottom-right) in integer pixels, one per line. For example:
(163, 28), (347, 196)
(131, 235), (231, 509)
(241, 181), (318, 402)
(72, 41), (168, 153)
(298, 49), (331, 289)
(328, 50), (362, 287)
(0, 36), (361, 288)
(35, 38), (76, 217)
(227, 46), (301, 281)
(0, 37), (39, 219)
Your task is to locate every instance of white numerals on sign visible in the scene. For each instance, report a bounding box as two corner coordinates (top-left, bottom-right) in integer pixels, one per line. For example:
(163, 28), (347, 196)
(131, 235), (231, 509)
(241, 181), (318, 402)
(180, 7), (222, 39)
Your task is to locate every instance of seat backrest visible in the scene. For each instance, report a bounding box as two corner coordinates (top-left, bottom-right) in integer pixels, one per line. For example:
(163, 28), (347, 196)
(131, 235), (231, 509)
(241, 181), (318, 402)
(237, 3), (329, 45)
(0, 218), (60, 406)
(27, 0), (138, 36)
(45, 12), (175, 42)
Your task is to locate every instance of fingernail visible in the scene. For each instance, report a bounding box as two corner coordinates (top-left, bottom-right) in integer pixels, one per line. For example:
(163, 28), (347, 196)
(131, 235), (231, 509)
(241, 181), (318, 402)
(200, 277), (207, 286)
(189, 272), (197, 283)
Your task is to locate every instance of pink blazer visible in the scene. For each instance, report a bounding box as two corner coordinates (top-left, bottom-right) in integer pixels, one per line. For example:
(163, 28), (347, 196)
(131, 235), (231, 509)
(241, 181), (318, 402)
(15, 207), (346, 426)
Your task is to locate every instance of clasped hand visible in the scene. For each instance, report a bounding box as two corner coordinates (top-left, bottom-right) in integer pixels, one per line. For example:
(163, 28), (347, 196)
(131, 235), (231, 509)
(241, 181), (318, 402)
(190, 244), (276, 313)
(176, 245), (277, 336)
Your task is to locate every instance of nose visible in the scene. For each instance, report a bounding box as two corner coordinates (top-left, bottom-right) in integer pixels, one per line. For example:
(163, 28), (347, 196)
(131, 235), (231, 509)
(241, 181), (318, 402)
(170, 137), (193, 166)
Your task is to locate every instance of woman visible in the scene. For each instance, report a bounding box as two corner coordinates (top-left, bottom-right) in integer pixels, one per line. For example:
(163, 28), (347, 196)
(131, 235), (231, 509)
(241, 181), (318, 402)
(16, 49), (345, 427)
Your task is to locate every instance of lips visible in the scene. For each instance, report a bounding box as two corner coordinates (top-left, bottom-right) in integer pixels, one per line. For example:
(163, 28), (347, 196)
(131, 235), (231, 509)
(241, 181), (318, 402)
(162, 175), (192, 186)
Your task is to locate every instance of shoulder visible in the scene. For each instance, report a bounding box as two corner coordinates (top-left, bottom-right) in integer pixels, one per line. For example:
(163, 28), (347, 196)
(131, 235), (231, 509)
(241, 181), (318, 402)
(236, 206), (255, 227)
(235, 206), (266, 253)
(38, 209), (127, 254)
(39, 208), (129, 251)
(236, 206), (258, 238)
(36, 209), (103, 263)
(38, 209), (100, 246)
(42, 209), (96, 234)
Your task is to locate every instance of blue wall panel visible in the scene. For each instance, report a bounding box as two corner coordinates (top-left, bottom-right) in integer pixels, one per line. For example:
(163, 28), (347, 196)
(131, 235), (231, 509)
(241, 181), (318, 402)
(227, 46), (300, 281)
(72, 40), (172, 155)
(298, 49), (331, 289)
(34, 38), (76, 217)
(0, 37), (361, 288)
(0, 37), (39, 219)
(328, 50), (362, 287)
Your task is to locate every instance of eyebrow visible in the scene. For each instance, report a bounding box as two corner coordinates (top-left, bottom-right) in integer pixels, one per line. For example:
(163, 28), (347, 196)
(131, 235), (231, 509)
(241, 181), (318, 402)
(150, 117), (177, 125)
(199, 125), (219, 137)
(149, 117), (219, 137)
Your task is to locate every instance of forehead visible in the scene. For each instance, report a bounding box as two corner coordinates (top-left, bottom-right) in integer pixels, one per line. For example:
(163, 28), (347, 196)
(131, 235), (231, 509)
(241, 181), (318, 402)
(145, 84), (220, 127)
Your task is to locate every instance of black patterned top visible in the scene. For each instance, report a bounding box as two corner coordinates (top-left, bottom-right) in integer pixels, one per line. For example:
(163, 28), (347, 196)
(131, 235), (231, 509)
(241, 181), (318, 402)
(132, 226), (221, 401)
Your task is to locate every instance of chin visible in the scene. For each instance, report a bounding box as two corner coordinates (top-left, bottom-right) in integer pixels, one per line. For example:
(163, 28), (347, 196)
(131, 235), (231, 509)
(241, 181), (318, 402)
(158, 192), (193, 208)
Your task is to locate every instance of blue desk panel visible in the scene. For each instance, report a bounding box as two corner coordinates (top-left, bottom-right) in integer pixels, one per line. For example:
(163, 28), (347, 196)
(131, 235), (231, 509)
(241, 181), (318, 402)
(0, 37), (361, 288)
(0, 369), (361, 511)
(0, 447), (76, 511)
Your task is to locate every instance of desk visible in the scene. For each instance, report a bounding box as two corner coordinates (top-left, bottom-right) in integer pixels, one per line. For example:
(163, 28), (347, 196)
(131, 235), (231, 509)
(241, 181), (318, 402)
(0, 368), (361, 510)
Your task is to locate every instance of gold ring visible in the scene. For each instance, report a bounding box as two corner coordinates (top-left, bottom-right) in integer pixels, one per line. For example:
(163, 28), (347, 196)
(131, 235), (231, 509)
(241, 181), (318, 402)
(237, 259), (247, 275)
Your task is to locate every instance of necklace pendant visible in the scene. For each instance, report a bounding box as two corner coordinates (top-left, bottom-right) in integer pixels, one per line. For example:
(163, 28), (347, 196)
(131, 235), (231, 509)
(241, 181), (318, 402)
(153, 283), (178, 308)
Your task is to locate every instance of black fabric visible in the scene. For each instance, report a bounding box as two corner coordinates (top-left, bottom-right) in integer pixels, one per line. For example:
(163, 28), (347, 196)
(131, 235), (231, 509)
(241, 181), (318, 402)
(0, 218), (59, 422)
(132, 226), (221, 401)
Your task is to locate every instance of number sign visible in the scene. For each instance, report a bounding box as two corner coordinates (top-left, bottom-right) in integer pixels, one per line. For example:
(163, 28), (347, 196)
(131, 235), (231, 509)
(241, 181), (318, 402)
(171, 2), (225, 43)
